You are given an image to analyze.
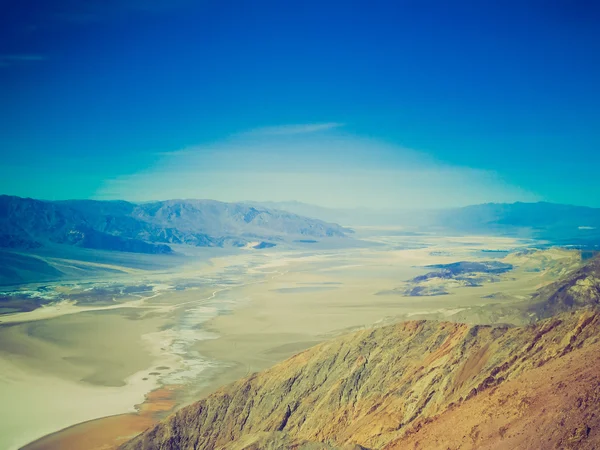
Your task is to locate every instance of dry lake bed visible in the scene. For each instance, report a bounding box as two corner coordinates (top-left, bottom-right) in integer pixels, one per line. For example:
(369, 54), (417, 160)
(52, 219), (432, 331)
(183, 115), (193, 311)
(0, 230), (582, 450)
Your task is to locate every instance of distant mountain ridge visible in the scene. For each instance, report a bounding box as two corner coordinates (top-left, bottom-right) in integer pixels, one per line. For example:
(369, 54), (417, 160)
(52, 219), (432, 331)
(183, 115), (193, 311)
(0, 196), (350, 254)
(435, 201), (600, 235)
(247, 200), (412, 226)
(3, 196), (598, 256)
(252, 200), (600, 246)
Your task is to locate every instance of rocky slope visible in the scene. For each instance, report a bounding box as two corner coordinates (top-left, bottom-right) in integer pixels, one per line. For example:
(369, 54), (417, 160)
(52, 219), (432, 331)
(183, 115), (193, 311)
(431, 250), (597, 326)
(528, 255), (600, 319)
(390, 339), (600, 449)
(123, 307), (600, 450)
(0, 196), (349, 254)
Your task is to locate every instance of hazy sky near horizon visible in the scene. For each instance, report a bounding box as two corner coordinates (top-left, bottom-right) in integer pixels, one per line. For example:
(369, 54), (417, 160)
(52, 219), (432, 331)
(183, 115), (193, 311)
(95, 125), (540, 208)
(1, 1), (599, 208)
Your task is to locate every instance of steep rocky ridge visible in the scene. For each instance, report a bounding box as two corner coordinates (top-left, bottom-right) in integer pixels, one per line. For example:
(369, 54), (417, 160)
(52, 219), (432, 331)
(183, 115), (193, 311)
(123, 308), (600, 450)
(388, 339), (600, 449)
(528, 255), (600, 319)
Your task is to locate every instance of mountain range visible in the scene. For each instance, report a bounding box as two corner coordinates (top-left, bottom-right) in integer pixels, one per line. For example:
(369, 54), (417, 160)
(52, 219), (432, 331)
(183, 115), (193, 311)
(0, 196), (350, 254)
(0, 195), (600, 254)
(254, 200), (600, 246)
(434, 202), (600, 243)
(2, 196), (599, 257)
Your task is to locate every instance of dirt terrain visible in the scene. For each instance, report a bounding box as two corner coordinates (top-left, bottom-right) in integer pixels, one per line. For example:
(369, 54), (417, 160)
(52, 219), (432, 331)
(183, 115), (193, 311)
(6, 242), (595, 450)
(392, 340), (600, 449)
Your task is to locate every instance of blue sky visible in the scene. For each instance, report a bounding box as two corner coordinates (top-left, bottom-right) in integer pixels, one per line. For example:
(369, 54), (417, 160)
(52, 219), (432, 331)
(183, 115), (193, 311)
(1, 1), (599, 207)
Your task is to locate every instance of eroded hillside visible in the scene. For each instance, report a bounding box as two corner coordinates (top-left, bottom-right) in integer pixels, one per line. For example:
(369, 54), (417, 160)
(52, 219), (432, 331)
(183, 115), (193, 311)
(528, 255), (600, 319)
(122, 306), (600, 450)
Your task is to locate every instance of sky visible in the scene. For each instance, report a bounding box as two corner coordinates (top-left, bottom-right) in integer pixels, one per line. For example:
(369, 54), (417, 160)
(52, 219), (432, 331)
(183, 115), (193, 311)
(1, 0), (599, 208)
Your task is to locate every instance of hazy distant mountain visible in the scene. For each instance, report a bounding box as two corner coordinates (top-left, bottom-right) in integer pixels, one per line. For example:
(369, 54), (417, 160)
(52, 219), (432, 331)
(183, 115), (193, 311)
(435, 201), (600, 230)
(0, 196), (350, 254)
(2, 196), (597, 256)
(251, 201), (600, 246)
(246, 200), (421, 226)
(434, 202), (600, 245)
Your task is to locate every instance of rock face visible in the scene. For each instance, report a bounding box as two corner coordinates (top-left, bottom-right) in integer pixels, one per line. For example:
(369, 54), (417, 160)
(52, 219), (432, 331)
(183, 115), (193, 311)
(122, 308), (600, 450)
(529, 256), (600, 319)
(0, 196), (349, 254)
(389, 338), (600, 449)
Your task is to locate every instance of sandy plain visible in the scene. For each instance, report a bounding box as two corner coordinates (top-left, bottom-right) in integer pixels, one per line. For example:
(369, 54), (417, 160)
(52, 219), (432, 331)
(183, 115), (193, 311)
(0, 231), (582, 450)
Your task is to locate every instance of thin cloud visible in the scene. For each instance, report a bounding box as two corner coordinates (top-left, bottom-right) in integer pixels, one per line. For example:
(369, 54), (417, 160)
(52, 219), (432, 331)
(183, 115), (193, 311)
(97, 131), (540, 208)
(155, 146), (209, 157)
(156, 123), (345, 156)
(245, 122), (345, 136)
(0, 54), (48, 68)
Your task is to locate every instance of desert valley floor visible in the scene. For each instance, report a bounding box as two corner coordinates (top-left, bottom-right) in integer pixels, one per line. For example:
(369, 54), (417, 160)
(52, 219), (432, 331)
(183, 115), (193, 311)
(0, 229), (584, 450)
